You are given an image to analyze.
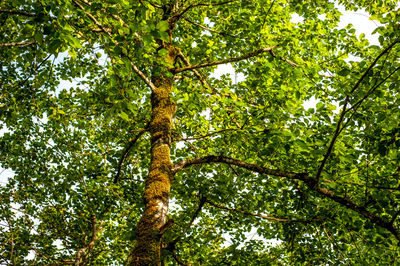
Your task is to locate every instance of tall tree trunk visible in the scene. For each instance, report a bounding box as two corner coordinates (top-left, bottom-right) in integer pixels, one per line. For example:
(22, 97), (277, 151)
(128, 45), (178, 265)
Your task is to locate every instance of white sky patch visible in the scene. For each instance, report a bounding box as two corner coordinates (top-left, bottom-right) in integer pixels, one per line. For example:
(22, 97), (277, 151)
(338, 8), (382, 46)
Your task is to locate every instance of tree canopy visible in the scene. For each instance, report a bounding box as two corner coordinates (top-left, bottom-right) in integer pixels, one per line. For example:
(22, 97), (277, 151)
(1, 0), (400, 264)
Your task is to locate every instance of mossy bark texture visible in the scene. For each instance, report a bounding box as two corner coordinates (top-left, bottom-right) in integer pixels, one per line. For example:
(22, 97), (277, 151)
(128, 45), (178, 265)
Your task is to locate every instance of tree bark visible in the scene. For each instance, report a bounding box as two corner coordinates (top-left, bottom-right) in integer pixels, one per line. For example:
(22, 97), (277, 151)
(128, 45), (178, 265)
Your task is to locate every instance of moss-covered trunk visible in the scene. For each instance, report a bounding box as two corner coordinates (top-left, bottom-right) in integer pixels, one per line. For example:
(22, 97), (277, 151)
(128, 45), (178, 265)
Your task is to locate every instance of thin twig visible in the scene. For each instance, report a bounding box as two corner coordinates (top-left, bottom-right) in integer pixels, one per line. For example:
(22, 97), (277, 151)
(114, 129), (147, 183)
(169, 196), (206, 247)
(315, 40), (400, 182)
(177, 50), (213, 91)
(71, 0), (156, 91)
(206, 198), (325, 223)
(173, 129), (236, 142)
(177, 0), (238, 18)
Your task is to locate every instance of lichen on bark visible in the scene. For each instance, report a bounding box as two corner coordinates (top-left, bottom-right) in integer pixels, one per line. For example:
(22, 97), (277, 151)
(128, 45), (179, 265)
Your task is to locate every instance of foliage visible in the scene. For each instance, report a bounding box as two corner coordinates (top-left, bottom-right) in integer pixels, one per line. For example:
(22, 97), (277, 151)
(0, 0), (399, 264)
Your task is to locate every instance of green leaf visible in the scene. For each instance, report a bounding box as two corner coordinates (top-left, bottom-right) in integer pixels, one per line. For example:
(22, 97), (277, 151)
(156, 21), (169, 32)
(119, 111), (130, 121)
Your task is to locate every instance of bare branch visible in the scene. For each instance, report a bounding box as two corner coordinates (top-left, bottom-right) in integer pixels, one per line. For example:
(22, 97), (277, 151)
(315, 40), (400, 182)
(114, 129), (147, 183)
(0, 41), (38, 47)
(206, 198), (326, 223)
(0, 9), (35, 17)
(173, 46), (278, 73)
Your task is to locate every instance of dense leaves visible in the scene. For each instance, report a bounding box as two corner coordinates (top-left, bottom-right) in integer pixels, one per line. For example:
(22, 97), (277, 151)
(1, 0), (399, 264)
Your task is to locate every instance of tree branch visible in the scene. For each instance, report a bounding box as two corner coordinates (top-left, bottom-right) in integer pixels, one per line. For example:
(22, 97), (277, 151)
(172, 155), (306, 180)
(177, 50), (213, 91)
(315, 40), (400, 182)
(173, 129), (239, 142)
(75, 216), (103, 265)
(206, 198), (326, 223)
(71, 0), (157, 92)
(114, 129), (147, 183)
(269, 49), (298, 67)
(183, 17), (234, 37)
(0, 41), (38, 47)
(169, 249), (191, 266)
(172, 154), (400, 241)
(168, 196), (206, 248)
(177, 0), (238, 18)
(0, 9), (36, 17)
(173, 46), (278, 73)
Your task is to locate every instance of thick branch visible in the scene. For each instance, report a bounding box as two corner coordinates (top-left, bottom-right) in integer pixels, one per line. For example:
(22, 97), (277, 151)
(0, 41), (38, 47)
(172, 155), (306, 180)
(315, 40), (400, 181)
(114, 129), (146, 183)
(173, 155), (400, 241)
(0, 9), (35, 17)
(206, 198), (325, 223)
(173, 46), (278, 73)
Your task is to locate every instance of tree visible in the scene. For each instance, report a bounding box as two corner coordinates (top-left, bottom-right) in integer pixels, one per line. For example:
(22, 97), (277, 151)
(0, 0), (399, 264)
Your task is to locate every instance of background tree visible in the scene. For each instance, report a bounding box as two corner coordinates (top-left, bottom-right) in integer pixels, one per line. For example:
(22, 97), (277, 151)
(0, 0), (399, 264)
